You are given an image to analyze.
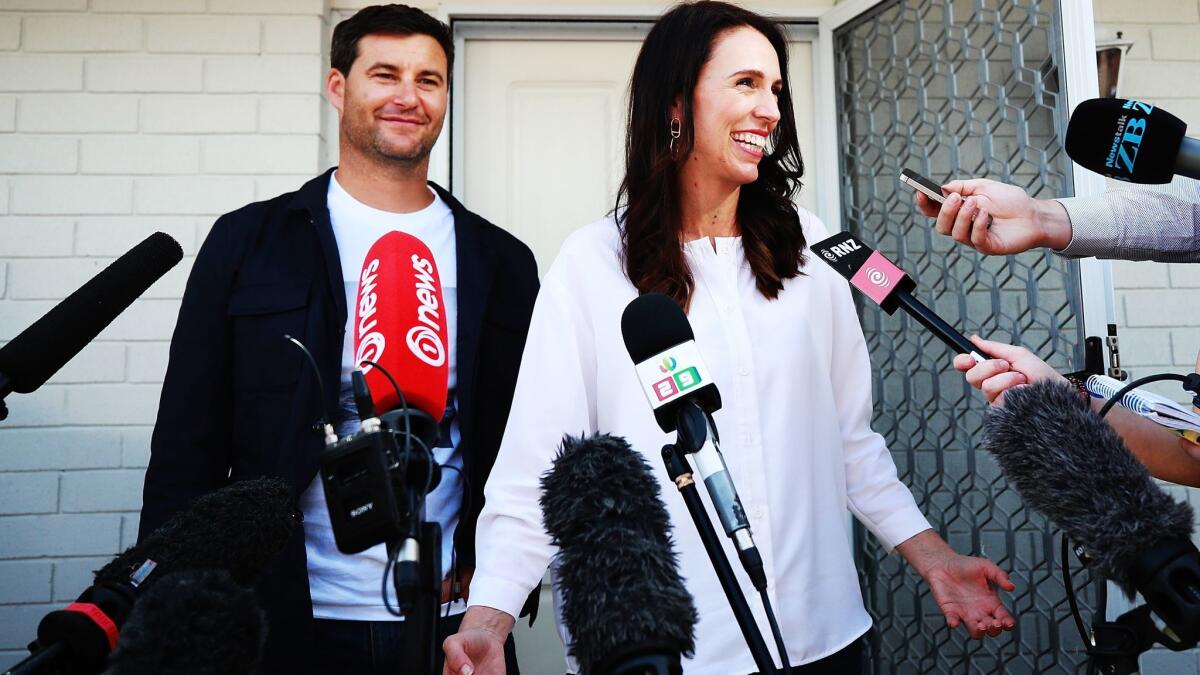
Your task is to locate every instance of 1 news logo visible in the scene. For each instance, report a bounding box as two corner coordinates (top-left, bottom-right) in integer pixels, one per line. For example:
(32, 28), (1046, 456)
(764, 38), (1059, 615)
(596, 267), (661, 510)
(651, 355), (703, 402)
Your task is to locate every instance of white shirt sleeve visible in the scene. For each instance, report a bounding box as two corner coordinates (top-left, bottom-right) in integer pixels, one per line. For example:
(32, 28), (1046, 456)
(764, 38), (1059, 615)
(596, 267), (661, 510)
(799, 212), (933, 552)
(827, 275), (933, 551)
(468, 270), (597, 618)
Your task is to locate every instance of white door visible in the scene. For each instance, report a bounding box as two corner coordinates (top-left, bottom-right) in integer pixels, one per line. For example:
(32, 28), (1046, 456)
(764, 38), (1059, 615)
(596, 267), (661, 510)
(454, 21), (819, 276)
(451, 20), (818, 673)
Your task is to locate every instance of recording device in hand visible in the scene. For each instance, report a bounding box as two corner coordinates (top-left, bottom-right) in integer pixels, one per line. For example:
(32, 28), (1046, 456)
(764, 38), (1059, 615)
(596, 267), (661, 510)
(1065, 97), (1200, 183)
(103, 570), (265, 675)
(620, 293), (764, 588)
(0, 232), (183, 421)
(5, 478), (296, 675)
(811, 232), (989, 363)
(304, 230), (450, 675)
(540, 433), (698, 675)
(982, 380), (1200, 663)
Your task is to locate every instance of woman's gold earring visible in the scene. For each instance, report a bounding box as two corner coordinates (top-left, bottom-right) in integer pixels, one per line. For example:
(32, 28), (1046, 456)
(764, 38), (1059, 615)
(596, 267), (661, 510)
(669, 117), (682, 157)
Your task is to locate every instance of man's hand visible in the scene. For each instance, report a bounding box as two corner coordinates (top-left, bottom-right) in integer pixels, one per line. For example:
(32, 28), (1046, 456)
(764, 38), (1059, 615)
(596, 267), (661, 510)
(442, 606), (514, 675)
(914, 178), (1073, 255)
(951, 335), (1065, 406)
(897, 530), (1016, 639)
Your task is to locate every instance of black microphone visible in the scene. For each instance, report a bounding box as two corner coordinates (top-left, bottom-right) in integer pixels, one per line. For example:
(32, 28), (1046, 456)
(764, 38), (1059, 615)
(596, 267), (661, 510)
(811, 232), (990, 363)
(0, 232), (183, 420)
(541, 433), (698, 675)
(621, 293), (766, 591)
(1065, 97), (1200, 183)
(6, 478), (297, 675)
(103, 570), (265, 675)
(982, 380), (1200, 645)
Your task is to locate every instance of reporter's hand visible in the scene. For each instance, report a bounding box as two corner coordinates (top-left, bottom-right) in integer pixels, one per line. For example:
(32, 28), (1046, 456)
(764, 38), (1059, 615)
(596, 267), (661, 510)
(914, 178), (1072, 255)
(443, 606), (514, 675)
(951, 335), (1065, 406)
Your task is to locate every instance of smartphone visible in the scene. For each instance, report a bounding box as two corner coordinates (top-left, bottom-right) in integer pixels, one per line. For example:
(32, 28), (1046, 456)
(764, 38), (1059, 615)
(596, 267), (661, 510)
(899, 168), (946, 204)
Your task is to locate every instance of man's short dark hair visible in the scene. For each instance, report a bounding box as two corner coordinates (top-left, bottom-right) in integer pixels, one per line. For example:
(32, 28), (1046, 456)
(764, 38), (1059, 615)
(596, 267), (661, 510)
(331, 4), (454, 75)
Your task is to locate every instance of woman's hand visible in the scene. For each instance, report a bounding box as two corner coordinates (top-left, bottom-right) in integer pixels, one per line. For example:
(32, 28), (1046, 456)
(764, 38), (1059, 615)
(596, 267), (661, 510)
(952, 335), (1065, 406)
(442, 606), (514, 675)
(896, 530), (1016, 639)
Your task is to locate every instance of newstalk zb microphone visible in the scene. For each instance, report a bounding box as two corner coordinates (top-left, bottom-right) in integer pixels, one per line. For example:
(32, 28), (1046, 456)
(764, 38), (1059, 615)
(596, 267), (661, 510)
(354, 230), (449, 418)
(1065, 97), (1200, 183)
(0, 232), (183, 421)
(541, 433), (697, 675)
(812, 232), (990, 363)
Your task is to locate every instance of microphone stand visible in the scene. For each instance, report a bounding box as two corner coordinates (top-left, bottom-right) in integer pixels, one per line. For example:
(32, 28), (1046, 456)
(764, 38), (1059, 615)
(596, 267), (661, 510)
(659, 442), (777, 674)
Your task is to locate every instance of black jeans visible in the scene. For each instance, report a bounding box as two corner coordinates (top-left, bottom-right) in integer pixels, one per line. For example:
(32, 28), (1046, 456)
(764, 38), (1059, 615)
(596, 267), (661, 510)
(312, 613), (521, 675)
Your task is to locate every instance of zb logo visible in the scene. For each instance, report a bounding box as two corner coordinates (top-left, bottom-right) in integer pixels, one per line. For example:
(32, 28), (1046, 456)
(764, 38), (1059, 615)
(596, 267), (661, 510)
(652, 355), (703, 402)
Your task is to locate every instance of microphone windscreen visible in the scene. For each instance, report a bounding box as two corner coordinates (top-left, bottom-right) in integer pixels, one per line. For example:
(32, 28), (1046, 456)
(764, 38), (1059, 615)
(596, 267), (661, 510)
(354, 230), (449, 418)
(982, 380), (1194, 595)
(99, 478), (297, 591)
(0, 232), (183, 393)
(103, 570), (264, 675)
(1065, 98), (1187, 184)
(540, 433), (697, 673)
(620, 293), (693, 364)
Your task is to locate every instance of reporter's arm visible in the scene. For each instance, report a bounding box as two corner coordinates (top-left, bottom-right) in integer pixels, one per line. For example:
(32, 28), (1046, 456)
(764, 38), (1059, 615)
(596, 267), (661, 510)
(953, 336), (1200, 487)
(1056, 178), (1200, 263)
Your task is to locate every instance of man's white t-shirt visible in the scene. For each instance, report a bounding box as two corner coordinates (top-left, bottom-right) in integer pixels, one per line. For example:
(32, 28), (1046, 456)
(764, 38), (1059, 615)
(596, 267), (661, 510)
(297, 172), (466, 620)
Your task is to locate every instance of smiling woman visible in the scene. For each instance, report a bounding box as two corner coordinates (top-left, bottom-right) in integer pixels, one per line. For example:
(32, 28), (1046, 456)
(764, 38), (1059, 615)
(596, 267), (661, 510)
(445, 2), (1017, 675)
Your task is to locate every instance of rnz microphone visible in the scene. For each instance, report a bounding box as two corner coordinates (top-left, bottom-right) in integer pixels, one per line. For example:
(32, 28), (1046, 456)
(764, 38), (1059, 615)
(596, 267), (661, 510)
(6, 478), (296, 675)
(1065, 97), (1200, 183)
(0, 232), (183, 421)
(103, 570), (265, 675)
(983, 380), (1200, 648)
(812, 232), (990, 363)
(353, 230), (449, 417)
(541, 433), (698, 675)
(621, 293), (766, 591)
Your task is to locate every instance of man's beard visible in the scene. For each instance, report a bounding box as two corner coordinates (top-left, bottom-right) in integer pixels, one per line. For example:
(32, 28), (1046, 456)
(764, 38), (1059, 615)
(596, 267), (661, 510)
(344, 118), (436, 167)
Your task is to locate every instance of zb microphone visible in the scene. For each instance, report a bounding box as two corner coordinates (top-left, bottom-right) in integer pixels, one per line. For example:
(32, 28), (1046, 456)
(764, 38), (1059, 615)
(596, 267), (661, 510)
(620, 293), (766, 591)
(1065, 97), (1200, 183)
(811, 232), (991, 364)
(541, 433), (698, 675)
(0, 232), (183, 421)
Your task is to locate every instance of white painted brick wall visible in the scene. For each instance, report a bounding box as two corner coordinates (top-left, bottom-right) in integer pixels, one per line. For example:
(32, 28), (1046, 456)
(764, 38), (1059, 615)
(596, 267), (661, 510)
(0, 2), (328, 667)
(1095, 0), (1200, 402)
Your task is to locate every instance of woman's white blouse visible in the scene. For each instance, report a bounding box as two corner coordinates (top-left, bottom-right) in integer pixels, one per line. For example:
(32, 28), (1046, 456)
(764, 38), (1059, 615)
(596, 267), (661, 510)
(469, 210), (932, 673)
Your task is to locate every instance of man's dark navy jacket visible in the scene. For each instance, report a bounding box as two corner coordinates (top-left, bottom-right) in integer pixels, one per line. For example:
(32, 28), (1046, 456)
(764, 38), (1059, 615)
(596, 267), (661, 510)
(139, 169), (539, 673)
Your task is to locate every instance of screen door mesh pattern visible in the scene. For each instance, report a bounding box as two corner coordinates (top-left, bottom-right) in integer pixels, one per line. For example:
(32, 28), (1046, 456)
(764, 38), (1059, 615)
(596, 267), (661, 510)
(830, 1), (1095, 672)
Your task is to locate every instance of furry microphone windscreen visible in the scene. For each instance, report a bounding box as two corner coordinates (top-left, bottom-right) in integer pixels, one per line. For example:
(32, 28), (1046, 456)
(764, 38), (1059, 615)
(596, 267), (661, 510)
(982, 379), (1194, 596)
(540, 433), (697, 673)
(103, 569), (265, 675)
(96, 478), (298, 590)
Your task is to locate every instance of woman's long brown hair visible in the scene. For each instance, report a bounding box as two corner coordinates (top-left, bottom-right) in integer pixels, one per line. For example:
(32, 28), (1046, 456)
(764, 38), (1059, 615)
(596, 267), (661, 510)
(615, 1), (807, 307)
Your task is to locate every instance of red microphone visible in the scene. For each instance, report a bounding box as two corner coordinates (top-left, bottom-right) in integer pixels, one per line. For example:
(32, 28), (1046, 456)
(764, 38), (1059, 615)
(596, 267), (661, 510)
(353, 231), (449, 418)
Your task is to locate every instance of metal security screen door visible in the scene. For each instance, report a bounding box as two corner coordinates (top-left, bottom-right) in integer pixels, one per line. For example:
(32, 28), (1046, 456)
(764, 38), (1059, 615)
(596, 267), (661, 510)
(824, 1), (1099, 672)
